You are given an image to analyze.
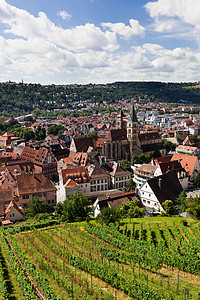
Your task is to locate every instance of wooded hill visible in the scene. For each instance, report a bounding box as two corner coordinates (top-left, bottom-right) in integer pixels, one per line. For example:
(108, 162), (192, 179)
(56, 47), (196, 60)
(0, 81), (200, 116)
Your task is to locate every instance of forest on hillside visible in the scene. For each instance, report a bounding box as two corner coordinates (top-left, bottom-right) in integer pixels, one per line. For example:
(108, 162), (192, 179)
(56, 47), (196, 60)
(0, 81), (200, 116)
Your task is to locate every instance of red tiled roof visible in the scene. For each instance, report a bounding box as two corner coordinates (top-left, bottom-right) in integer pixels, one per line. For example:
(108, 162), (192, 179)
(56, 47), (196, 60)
(171, 153), (199, 177)
(5, 200), (25, 219)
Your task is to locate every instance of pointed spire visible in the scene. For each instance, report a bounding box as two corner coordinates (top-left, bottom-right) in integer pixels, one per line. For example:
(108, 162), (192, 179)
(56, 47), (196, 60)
(128, 103), (137, 122)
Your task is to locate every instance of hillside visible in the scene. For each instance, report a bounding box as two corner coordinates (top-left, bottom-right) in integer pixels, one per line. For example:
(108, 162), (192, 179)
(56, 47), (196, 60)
(0, 81), (200, 116)
(0, 217), (200, 299)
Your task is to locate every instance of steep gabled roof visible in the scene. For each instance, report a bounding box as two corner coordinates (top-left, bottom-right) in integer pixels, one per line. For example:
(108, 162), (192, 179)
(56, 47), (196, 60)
(147, 171), (183, 204)
(5, 200), (25, 219)
(158, 160), (183, 174)
(139, 131), (161, 142)
(105, 128), (127, 142)
(171, 153), (199, 176)
(73, 137), (94, 152)
(65, 178), (79, 188)
(110, 162), (131, 176)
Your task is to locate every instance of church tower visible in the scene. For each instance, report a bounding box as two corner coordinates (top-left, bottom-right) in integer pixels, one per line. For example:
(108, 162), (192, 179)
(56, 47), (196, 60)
(127, 103), (139, 158)
(116, 110), (126, 129)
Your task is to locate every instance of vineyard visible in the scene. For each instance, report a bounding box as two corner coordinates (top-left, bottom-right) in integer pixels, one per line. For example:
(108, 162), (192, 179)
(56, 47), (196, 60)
(0, 218), (200, 299)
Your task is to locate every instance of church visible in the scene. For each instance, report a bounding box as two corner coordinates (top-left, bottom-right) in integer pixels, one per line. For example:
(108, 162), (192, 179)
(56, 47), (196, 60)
(102, 103), (166, 161)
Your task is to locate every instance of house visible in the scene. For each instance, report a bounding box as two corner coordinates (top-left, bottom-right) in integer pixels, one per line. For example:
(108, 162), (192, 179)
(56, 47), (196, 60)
(4, 200), (25, 222)
(93, 191), (136, 217)
(70, 137), (95, 153)
(59, 166), (90, 201)
(0, 173), (57, 209)
(0, 132), (21, 147)
(153, 159), (188, 190)
(175, 145), (200, 157)
(171, 153), (200, 181)
(134, 157), (188, 191)
(138, 171), (183, 213)
(110, 162), (131, 190)
(21, 146), (57, 180)
(87, 157), (131, 193)
(133, 164), (157, 189)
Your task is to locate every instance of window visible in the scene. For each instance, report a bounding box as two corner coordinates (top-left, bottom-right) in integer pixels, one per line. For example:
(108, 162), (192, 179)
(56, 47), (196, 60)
(38, 193), (42, 197)
(22, 195), (29, 199)
(48, 200), (50, 204)
(43, 192), (47, 197)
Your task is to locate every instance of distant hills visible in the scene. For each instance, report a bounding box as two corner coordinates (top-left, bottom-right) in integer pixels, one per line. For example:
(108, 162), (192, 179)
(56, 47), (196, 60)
(0, 81), (200, 116)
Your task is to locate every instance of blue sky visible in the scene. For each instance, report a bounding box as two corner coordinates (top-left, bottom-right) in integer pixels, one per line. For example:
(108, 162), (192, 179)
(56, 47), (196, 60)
(0, 0), (199, 84)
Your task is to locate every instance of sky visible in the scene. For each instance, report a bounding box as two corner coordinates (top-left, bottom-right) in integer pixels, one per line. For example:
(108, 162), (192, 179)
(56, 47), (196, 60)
(0, 0), (200, 84)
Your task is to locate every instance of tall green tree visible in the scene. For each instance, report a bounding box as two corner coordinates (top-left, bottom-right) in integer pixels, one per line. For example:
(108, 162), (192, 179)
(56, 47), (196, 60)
(162, 200), (176, 216)
(96, 206), (121, 225)
(26, 196), (47, 217)
(62, 192), (91, 222)
(176, 191), (187, 212)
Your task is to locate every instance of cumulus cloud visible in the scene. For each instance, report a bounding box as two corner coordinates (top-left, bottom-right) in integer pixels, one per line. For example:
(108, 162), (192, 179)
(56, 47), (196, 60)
(57, 10), (71, 20)
(145, 0), (200, 36)
(0, 0), (118, 52)
(0, 0), (200, 83)
(145, 0), (200, 27)
(102, 19), (145, 39)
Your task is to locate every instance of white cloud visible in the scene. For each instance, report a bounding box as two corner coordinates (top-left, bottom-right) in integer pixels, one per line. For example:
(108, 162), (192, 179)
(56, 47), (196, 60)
(0, 0), (200, 83)
(145, 0), (200, 33)
(145, 0), (200, 26)
(102, 19), (145, 40)
(57, 10), (71, 21)
(0, 0), (118, 52)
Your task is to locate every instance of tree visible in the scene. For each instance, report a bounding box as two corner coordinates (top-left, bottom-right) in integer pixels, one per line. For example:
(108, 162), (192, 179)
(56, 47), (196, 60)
(62, 192), (91, 222)
(86, 130), (98, 141)
(54, 202), (63, 216)
(96, 206), (121, 225)
(26, 196), (47, 217)
(120, 159), (132, 173)
(190, 134), (200, 143)
(131, 154), (139, 165)
(119, 199), (143, 220)
(185, 196), (200, 218)
(163, 139), (177, 153)
(176, 191), (187, 212)
(126, 178), (136, 192)
(162, 200), (175, 216)
(194, 173), (200, 188)
(35, 126), (46, 141)
(153, 149), (161, 158)
(47, 124), (64, 136)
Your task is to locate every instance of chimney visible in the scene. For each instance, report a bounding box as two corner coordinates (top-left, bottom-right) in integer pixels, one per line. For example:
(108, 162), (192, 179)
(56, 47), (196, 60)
(158, 178), (162, 189)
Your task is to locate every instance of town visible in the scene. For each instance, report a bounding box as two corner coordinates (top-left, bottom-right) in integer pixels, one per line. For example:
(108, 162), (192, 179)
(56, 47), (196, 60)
(0, 82), (200, 222)
(1, 82), (200, 299)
